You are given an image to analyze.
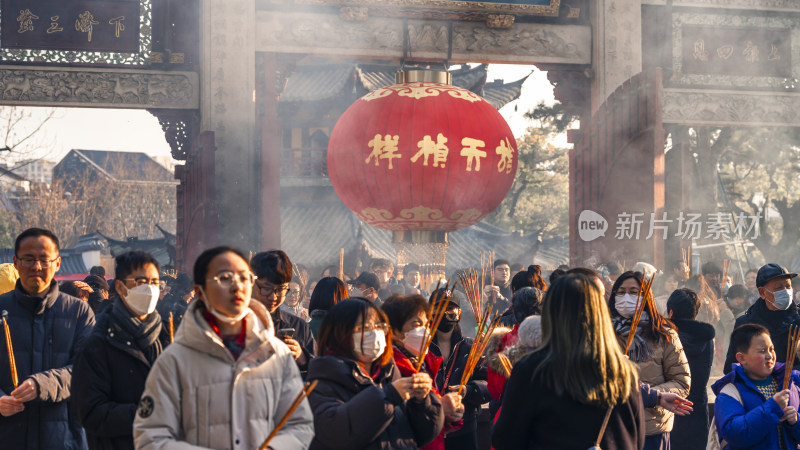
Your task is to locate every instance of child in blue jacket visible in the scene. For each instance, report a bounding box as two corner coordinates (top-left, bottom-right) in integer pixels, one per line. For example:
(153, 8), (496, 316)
(712, 323), (800, 449)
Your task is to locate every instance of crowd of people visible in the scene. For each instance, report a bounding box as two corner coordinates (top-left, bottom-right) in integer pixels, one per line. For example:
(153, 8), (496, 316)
(0, 227), (799, 449)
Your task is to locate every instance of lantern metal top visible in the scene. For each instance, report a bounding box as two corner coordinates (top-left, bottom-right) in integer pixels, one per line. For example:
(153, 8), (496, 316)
(395, 69), (452, 85)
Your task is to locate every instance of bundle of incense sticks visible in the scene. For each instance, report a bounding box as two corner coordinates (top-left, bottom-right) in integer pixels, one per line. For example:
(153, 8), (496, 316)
(722, 260), (731, 290)
(457, 268), (485, 322)
(624, 275), (655, 355)
(258, 380), (319, 450)
(1, 310), (17, 388)
(681, 248), (691, 274)
(414, 281), (452, 373)
(458, 314), (502, 396)
(339, 249), (344, 281)
(784, 325), (800, 390)
(497, 353), (513, 377)
(169, 312), (174, 343)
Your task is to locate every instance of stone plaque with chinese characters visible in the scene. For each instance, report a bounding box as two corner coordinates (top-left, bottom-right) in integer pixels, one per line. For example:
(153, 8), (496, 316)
(293, 0), (560, 17)
(0, 0), (150, 65)
(681, 25), (791, 78)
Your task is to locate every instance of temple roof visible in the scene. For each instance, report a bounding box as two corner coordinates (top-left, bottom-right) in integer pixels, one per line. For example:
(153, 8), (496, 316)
(279, 63), (530, 110)
(279, 202), (567, 274)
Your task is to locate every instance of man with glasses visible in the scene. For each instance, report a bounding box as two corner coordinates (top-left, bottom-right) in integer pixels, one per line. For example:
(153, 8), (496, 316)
(73, 250), (168, 450)
(250, 250), (315, 376)
(0, 228), (95, 449)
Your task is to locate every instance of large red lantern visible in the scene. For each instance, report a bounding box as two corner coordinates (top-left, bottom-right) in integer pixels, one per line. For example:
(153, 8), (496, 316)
(328, 70), (518, 234)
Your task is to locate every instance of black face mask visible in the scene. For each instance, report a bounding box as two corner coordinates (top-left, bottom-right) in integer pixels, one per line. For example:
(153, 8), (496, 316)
(438, 317), (458, 333)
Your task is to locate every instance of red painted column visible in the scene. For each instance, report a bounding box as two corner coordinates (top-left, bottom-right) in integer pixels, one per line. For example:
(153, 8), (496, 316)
(257, 52), (282, 250)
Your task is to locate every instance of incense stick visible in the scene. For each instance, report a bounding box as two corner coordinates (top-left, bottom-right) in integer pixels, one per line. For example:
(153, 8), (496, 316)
(458, 315), (501, 396)
(258, 380), (318, 450)
(624, 275), (655, 355)
(2, 310), (17, 389)
(784, 325), (800, 390)
(169, 312), (174, 343)
(414, 281), (451, 373)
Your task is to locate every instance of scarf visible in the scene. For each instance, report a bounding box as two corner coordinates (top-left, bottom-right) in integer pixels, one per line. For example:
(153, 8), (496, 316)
(111, 298), (163, 364)
(612, 315), (653, 363)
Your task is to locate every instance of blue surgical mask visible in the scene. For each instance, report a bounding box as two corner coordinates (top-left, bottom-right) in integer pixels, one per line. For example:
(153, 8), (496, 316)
(769, 288), (793, 310)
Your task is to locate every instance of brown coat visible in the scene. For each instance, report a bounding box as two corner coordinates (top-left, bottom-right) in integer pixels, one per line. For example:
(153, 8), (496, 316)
(629, 327), (691, 436)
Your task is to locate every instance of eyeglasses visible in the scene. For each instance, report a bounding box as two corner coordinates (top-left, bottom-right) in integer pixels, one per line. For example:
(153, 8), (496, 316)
(353, 322), (390, 333)
(124, 277), (161, 286)
(17, 257), (59, 268)
(256, 282), (288, 297)
(288, 289), (301, 296)
(207, 271), (256, 288)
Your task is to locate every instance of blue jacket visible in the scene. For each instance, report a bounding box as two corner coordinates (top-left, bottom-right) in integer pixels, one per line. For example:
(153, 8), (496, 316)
(711, 362), (800, 450)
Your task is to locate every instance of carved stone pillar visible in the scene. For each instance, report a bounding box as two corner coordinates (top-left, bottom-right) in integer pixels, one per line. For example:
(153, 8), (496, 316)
(591, 0), (642, 110)
(200, 0), (258, 250)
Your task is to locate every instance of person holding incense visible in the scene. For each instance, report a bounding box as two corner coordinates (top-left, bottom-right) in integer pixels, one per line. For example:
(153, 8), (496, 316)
(306, 297), (444, 449)
(493, 272), (647, 450)
(133, 246), (313, 449)
(711, 323), (800, 450)
(383, 294), (466, 450)
(73, 250), (168, 450)
(723, 263), (800, 375)
(609, 271), (690, 450)
(0, 228), (95, 449)
(428, 288), (491, 450)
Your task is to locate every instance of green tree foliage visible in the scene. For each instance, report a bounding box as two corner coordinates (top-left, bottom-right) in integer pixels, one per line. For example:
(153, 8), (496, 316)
(713, 127), (800, 265)
(485, 102), (573, 238)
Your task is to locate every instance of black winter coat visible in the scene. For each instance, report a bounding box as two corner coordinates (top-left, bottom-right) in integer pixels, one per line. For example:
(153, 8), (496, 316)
(272, 308), (316, 375)
(0, 280), (95, 450)
(492, 351), (645, 450)
(670, 318), (715, 450)
(72, 306), (167, 450)
(723, 298), (800, 374)
(430, 325), (491, 449)
(306, 355), (444, 450)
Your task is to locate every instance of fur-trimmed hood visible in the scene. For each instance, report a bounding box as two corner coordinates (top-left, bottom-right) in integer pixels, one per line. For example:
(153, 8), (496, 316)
(483, 327), (512, 375)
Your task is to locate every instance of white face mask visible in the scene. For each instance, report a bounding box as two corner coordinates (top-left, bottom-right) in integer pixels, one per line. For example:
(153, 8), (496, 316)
(402, 326), (427, 356)
(349, 287), (363, 298)
(353, 330), (386, 362)
(615, 293), (639, 319)
(124, 284), (160, 316)
(199, 287), (250, 325)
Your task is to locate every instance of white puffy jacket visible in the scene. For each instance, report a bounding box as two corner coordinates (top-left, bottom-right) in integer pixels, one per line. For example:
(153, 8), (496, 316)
(133, 299), (314, 449)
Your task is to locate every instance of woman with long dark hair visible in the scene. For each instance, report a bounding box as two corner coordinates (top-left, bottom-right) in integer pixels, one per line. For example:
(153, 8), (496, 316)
(493, 272), (645, 449)
(609, 271), (690, 450)
(307, 298), (444, 449)
(307, 276), (349, 339)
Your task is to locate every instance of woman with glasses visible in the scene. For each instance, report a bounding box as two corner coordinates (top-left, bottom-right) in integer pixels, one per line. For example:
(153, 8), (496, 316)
(134, 246), (314, 449)
(307, 298), (444, 449)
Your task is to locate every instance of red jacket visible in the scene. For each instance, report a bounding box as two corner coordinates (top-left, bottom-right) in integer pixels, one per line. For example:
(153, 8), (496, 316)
(488, 325), (519, 400)
(393, 345), (461, 450)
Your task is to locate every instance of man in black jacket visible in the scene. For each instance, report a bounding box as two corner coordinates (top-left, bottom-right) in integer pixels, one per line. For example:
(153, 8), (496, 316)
(428, 289), (491, 450)
(667, 288), (715, 450)
(73, 251), (167, 450)
(0, 228), (95, 449)
(723, 263), (799, 374)
(251, 250), (315, 375)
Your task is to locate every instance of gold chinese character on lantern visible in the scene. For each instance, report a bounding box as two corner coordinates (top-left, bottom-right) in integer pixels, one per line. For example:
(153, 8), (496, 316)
(75, 11), (100, 42)
(47, 16), (63, 34)
(17, 9), (39, 34)
(460, 137), (487, 172)
(742, 41), (759, 63)
(365, 134), (401, 169)
(109, 16), (125, 38)
(693, 39), (709, 62)
(411, 133), (449, 168)
(496, 138), (514, 174)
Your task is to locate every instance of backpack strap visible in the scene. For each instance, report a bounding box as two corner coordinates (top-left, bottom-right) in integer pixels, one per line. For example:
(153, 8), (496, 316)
(720, 383), (742, 404)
